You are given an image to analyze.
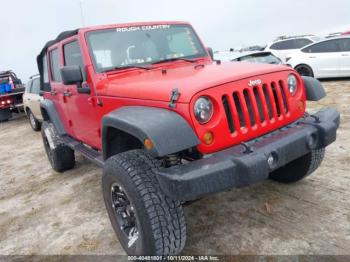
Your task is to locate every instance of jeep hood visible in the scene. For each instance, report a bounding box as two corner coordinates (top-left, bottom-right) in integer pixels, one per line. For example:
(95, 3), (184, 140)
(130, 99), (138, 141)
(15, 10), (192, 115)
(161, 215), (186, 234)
(96, 61), (291, 103)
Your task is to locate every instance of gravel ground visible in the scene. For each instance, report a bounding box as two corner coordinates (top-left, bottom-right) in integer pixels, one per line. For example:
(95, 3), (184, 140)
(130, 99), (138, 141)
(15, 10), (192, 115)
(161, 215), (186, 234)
(0, 80), (349, 256)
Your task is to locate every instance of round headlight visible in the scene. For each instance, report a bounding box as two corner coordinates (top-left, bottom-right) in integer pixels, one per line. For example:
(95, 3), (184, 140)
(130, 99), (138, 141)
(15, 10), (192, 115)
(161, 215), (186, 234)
(194, 97), (213, 124)
(287, 74), (298, 96)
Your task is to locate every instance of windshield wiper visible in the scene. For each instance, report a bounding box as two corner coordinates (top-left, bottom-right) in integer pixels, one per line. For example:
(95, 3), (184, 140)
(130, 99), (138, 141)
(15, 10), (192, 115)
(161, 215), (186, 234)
(101, 65), (151, 73)
(151, 58), (196, 65)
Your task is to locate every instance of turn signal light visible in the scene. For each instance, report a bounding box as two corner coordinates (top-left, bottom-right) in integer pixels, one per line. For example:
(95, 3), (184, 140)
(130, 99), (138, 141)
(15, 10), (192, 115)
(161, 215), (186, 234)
(144, 138), (153, 150)
(202, 131), (214, 145)
(298, 100), (305, 112)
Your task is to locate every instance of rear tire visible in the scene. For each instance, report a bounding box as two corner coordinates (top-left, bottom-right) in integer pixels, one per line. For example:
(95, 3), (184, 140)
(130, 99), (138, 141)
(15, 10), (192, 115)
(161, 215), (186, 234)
(41, 121), (75, 172)
(0, 108), (11, 122)
(295, 64), (314, 77)
(27, 110), (41, 131)
(102, 149), (186, 255)
(269, 148), (325, 183)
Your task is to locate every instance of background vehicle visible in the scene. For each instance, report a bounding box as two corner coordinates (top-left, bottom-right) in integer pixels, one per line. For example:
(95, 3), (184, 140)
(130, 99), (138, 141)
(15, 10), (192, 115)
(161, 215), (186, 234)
(37, 22), (339, 256)
(23, 75), (43, 131)
(215, 50), (282, 64)
(286, 36), (350, 78)
(238, 45), (266, 52)
(0, 70), (24, 121)
(265, 35), (323, 62)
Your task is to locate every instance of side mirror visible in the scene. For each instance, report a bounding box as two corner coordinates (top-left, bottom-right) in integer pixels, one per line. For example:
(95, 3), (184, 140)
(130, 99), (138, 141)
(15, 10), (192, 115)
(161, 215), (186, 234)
(207, 47), (214, 60)
(60, 65), (83, 86)
(60, 65), (90, 94)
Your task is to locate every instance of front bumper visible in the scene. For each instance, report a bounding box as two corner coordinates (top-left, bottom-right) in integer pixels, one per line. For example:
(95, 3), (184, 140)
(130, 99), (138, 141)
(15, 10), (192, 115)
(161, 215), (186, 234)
(156, 108), (340, 202)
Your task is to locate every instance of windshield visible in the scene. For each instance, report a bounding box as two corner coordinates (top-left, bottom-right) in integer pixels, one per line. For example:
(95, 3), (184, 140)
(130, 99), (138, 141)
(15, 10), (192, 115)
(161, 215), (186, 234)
(86, 24), (207, 72)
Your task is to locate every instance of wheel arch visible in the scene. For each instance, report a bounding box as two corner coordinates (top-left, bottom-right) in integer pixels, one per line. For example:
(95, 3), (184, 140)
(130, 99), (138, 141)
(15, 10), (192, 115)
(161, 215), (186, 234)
(301, 76), (326, 101)
(40, 100), (66, 135)
(40, 107), (50, 121)
(102, 106), (199, 160)
(103, 127), (144, 159)
(24, 106), (30, 114)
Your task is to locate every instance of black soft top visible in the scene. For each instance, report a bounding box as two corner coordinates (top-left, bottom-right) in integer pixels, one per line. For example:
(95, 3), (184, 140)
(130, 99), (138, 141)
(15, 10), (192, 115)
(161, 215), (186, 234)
(37, 29), (79, 90)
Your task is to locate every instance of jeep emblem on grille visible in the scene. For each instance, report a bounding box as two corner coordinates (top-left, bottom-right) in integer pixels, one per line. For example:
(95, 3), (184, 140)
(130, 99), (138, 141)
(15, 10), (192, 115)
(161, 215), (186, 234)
(248, 79), (262, 87)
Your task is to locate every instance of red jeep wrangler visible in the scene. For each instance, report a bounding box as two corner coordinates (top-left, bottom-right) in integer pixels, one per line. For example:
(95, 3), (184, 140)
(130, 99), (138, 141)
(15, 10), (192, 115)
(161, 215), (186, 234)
(37, 22), (339, 255)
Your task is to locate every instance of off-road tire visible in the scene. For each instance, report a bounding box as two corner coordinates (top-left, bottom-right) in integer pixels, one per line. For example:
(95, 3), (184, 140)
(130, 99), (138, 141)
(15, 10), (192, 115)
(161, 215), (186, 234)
(102, 149), (186, 255)
(269, 148), (325, 183)
(27, 109), (41, 131)
(295, 64), (314, 77)
(41, 121), (75, 172)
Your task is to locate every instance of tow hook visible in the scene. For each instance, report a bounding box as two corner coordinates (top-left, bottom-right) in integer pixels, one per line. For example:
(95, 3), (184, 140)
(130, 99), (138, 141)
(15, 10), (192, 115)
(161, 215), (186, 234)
(241, 142), (253, 154)
(168, 88), (180, 108)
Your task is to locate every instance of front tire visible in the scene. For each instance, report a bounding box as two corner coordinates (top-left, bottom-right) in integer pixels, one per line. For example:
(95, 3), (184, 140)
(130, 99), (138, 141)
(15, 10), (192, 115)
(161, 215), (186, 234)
(27, 109), (41, 131)
(295, 64), (314, 77)
(41, 121), (75, 172)
(102, 149), (186, 255)
(269, 148), (325, 183)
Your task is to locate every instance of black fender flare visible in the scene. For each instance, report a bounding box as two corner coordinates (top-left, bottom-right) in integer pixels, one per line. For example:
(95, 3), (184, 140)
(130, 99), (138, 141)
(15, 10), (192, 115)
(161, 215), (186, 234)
(40, 100), (66, 136)
(102, 106), (199, 160)
(302, 76), (326, 101)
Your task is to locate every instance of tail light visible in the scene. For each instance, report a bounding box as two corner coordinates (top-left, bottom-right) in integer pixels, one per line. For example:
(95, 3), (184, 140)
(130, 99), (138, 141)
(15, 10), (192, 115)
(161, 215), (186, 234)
(0, 99), (11, 106)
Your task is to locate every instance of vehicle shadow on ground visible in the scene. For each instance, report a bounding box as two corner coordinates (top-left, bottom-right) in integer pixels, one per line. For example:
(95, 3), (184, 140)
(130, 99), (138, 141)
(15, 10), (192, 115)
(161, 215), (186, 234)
(319, 77), (350, 82)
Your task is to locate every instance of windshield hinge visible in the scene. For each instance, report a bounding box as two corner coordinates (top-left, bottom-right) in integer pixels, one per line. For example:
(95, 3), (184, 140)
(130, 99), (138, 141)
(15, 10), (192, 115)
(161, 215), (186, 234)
(168, 88), (180, 108)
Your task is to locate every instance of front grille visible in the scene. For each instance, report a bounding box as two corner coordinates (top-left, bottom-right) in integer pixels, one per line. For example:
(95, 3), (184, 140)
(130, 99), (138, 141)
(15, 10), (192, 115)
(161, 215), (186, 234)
(222, 80), (289, 133)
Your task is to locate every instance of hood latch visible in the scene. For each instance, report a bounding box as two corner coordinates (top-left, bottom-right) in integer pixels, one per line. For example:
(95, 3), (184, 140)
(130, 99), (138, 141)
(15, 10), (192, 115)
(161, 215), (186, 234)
(168, 88), (180, 108)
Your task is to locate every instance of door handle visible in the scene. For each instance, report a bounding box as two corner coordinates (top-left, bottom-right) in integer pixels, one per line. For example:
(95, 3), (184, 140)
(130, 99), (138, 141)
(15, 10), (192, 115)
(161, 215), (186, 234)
(63, 91), (72, 97)
(309, 56), (316, 58)
(342, 54), (349, 56)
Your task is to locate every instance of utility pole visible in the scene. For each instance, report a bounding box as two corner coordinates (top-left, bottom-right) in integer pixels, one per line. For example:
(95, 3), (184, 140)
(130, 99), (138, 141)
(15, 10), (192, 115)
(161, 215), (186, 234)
(79, 0), (85, 27)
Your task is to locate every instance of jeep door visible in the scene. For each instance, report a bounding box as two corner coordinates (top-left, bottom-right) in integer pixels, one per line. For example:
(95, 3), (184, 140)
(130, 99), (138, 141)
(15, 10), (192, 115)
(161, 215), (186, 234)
(47, 45), (75, 136)
(61, 38), (100, 149)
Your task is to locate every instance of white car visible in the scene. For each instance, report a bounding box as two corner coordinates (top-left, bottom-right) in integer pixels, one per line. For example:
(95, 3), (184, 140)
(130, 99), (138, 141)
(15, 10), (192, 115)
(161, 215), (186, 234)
(214, 51), (282, 64)
(286, 36), (350, 78)
(265, 36), (323, 62)
(23, 75), (43, 131)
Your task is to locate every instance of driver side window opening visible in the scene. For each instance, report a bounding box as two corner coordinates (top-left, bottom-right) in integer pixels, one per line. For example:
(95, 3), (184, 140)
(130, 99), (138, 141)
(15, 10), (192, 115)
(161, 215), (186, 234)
(49, 48), (62, 82)
(63, 40), (86, 80)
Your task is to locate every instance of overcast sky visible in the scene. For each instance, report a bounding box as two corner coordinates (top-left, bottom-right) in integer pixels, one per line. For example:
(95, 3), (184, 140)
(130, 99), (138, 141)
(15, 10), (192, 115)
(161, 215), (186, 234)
(1, 0), (349, 81)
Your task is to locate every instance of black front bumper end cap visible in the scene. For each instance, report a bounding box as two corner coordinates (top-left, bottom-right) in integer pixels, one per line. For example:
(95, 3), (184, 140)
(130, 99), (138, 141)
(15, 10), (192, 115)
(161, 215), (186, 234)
(155, 107), (340, 202)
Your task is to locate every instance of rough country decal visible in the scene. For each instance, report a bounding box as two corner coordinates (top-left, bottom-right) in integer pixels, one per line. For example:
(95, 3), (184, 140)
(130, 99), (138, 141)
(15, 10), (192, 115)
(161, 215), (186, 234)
(248, 79), (262, 87)
(116, 25), (171, 32)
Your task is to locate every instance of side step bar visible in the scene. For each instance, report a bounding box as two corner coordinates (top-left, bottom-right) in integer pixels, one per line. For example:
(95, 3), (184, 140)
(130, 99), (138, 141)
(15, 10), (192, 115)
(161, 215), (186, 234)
(61, 136), (104, 167)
